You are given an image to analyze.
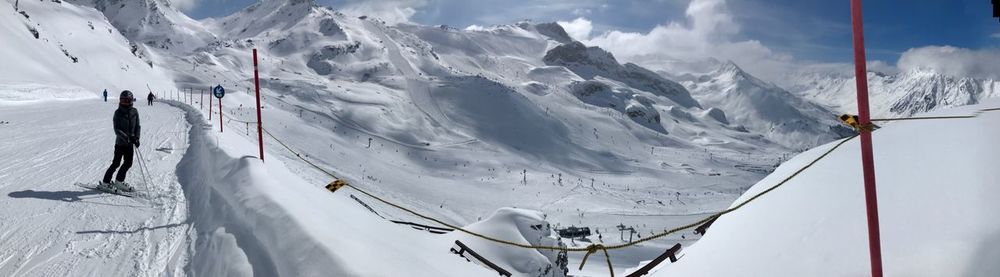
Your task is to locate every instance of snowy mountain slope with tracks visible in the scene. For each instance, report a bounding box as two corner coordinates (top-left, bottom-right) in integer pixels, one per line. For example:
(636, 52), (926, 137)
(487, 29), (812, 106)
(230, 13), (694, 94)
(75, 0), (813, 274)
(132, 0), (801, 258)
(675, 61), (855, 149)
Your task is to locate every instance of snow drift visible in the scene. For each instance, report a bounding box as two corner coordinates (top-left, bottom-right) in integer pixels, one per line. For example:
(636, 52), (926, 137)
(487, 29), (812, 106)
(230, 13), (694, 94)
(651, 100), (1000, 276)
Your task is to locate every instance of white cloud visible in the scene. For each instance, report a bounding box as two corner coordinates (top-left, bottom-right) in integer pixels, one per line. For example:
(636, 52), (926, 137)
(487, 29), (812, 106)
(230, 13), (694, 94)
(464, 24), (487, 31)
(991, 33), (1000, 39)
(170, 0), (197, 12)
(556, 17), (593, 41)
(581, 0), (796, 81)
(336, 0), (428, 25)
(897, 46), (1000, 79)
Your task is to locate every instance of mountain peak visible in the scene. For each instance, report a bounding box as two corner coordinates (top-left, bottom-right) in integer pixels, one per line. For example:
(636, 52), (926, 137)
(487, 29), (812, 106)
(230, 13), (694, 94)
(213, 0), (318, 38)
(717, 60), (744, 75)
(543, 41), (620, 68)
(246, 0), (316, 12)
(532, 22), (574, 44)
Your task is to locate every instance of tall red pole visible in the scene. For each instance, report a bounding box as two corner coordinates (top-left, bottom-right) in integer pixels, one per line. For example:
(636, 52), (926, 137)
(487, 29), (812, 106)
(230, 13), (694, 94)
(209, 87), (213, 120)
(201, 89), (204, 110)
(253, 49), (264, 162)
(849, 0), (883, 276)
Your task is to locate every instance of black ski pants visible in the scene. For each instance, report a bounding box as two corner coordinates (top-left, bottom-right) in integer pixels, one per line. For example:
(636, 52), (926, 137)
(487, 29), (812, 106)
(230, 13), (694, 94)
(103, 144), (134, 183)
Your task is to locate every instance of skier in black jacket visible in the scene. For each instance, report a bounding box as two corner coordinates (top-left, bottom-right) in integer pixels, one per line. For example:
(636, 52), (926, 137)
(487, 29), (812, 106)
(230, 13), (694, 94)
(102, 90), (141, 192)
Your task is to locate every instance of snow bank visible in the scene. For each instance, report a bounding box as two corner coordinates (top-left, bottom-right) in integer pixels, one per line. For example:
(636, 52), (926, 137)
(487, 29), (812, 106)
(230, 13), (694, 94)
(0, 83), (96, 104)
(652, 100), (1000, 276)
(449, 208), (569, 277)
(167, 101), (488, 276)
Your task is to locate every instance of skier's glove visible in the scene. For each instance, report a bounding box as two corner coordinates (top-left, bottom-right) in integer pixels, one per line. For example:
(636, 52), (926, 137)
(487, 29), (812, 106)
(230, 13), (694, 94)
(130, 136), (140, 147)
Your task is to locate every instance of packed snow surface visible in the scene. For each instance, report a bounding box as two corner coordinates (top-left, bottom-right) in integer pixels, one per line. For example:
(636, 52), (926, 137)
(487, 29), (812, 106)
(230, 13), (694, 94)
(651, 100), (1000, 276)
(0, 100), (190, 276)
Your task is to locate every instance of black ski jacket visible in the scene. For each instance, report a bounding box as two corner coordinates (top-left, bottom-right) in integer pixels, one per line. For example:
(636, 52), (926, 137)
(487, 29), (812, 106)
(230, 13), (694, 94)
(113, 106), (140, 145)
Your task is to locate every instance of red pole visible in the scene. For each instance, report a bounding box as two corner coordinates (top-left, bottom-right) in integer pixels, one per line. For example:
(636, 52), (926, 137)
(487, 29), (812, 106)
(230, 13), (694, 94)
(209, 87), (213, 121)
(849, 0), (883, 276)
(201, 89), (204, 110)
(253, 48), (264, 162)
(219, 97), (223, 133)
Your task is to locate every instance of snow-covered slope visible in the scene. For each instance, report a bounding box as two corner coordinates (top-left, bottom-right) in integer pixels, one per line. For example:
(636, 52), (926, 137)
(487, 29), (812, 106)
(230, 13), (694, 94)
(678, 61), (854, 148)
(0, 0), (175, 96)
(202, 0), (315, 39)
(0, 100), (190, 276)
(67, 0), (217, 53)
(152, 8), (801, 273)
(783, 69), (1000, 117)
(651, 100), (1000, 276)
(145, 0), (794, 237)
(542, 41), (701, 109)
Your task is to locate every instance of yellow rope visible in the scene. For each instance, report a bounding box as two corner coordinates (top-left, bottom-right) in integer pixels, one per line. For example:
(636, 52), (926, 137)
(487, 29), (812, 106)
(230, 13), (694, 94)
(870, 106), (1000, 122)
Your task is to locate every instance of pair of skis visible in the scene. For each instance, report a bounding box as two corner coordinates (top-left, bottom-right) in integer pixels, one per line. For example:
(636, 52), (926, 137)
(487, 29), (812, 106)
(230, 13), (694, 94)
(80, 143), (156, 200)
(75, 182), (146, 198)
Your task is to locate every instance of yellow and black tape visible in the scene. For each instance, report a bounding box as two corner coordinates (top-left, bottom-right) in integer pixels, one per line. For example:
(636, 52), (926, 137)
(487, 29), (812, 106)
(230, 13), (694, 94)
(326, 179), (348, 193)
(839, 114), (878, 132)
(839, 114), (860, 128)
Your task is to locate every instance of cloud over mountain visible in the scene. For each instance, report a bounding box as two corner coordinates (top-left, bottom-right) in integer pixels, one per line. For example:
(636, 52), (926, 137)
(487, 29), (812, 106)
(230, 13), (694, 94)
(897, 46), (1000, 79)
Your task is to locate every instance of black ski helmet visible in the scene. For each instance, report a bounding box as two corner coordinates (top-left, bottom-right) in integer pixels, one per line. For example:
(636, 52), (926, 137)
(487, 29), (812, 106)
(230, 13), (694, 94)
(120, 90), (134, 104)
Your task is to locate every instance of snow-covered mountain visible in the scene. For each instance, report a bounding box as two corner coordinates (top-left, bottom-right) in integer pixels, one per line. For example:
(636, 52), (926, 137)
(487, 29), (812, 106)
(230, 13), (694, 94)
(675, 61), (854, 149)
(783, 68), (1000, 117)
(68, 0), (216, 53)
(0, 0), (175, 96)
(2, 0), (919, 275)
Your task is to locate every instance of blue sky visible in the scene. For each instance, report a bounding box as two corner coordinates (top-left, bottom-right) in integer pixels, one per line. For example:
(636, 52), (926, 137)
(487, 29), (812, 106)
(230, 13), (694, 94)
(180, 0), (1000, 79)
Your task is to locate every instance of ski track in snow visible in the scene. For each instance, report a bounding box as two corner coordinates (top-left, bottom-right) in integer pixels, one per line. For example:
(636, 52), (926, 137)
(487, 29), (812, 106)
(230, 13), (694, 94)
(0, 100), (191, 276)
(363, 21), (469, 142)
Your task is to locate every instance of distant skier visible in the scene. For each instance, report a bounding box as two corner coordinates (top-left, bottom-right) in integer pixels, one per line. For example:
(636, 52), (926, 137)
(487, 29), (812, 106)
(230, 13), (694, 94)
(147, 92), (155, 106)
(103, 89), (108, 102)
(101, 90), (141, 192)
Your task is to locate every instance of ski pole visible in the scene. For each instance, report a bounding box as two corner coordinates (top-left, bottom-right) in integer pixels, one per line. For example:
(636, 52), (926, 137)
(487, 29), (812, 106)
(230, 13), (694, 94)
(133, 145), (153, 197)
